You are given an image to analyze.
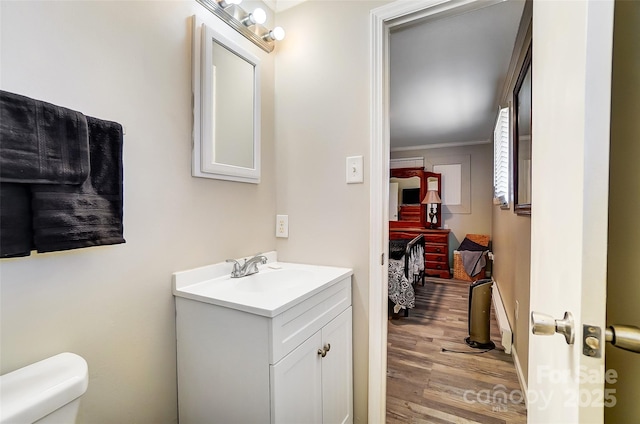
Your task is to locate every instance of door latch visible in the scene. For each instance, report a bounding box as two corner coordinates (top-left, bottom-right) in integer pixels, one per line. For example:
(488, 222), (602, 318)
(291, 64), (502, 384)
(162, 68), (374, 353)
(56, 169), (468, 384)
(583, 325), (602, 357)
(583, 324), (640, 357)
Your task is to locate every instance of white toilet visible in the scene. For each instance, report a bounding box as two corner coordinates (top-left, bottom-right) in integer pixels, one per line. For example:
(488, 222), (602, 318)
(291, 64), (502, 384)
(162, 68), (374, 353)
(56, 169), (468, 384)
(0, 352), (88, 424)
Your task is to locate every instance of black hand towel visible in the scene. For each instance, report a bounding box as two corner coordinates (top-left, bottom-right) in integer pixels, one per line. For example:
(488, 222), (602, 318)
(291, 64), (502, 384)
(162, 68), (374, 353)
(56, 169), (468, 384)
(0, 90), (90, 184)
(31, 116), (125, 252)
(0, 183), (34, 257)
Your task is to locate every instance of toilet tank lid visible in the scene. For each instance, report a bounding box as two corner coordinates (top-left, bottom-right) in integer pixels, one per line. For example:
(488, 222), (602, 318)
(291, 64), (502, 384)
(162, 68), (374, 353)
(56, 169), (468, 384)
(0, 352), (88, 424)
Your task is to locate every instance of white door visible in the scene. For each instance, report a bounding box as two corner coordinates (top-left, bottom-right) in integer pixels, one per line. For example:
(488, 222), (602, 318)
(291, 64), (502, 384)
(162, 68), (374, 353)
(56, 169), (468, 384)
(527, 1), (614, 423)
(321, 307), (353, 424)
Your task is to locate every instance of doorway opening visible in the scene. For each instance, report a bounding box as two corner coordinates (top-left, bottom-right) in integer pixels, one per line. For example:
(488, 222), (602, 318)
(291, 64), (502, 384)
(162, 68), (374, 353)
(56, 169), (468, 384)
(368, 0), (527, 420)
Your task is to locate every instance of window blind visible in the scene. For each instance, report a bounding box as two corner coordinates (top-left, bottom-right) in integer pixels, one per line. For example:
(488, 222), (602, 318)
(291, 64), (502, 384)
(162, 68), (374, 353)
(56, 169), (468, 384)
(493, 107), (509, 207)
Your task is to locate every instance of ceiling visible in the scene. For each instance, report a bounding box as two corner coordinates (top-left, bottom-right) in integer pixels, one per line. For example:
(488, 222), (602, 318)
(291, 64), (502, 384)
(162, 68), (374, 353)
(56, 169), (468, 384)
(263, 0), (305, 13)
(390, 0), (525, 150)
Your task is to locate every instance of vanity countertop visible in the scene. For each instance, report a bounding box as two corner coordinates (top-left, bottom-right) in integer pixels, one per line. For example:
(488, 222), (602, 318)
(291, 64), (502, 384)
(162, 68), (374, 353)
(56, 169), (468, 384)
(172, 252), (352, 317)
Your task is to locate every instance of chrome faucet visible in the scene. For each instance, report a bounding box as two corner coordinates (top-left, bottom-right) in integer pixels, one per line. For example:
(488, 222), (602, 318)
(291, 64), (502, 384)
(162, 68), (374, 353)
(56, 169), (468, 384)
(226, 254), (268, 278)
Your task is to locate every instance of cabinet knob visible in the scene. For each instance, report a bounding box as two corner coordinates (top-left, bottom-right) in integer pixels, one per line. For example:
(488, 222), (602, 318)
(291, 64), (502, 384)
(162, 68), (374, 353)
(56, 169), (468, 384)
(435, 248), (441, 253)
(317, 343), (331, 358)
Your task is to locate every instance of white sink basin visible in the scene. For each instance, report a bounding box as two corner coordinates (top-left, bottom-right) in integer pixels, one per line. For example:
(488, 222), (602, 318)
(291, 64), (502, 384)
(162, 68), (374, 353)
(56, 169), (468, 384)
(233, 268), (314, 293)
(172, 252), (353, 317)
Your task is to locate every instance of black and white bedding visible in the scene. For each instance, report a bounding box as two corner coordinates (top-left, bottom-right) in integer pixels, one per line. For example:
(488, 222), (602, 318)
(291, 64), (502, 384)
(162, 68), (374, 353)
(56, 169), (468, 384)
(388, 235), (424, 314)
(388, 258), (414, 313)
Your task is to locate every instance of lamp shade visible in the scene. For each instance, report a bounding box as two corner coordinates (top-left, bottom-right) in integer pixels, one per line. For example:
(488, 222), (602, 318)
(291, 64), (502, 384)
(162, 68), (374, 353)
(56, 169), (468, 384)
(421, 190), (441, 204)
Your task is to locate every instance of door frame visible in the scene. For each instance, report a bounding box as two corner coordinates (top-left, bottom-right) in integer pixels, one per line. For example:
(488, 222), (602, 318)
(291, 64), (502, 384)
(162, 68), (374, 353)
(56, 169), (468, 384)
(368, 0), (506, 420)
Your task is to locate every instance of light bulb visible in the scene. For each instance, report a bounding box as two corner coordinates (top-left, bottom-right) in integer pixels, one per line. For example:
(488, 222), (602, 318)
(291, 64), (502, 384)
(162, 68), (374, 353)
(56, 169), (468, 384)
(243, 7), (266, 26)
(252, 8), (266, 25)
(270, 26), (285, 41)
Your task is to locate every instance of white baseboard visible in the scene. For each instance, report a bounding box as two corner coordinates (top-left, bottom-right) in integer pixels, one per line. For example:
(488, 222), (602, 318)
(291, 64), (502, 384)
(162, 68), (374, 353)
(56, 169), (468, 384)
(511, 345), (528, 409)
(491, 279), (512, 354)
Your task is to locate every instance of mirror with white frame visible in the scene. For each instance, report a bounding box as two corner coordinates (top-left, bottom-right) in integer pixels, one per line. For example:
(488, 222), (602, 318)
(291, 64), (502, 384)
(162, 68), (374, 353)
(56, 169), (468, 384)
(192, 16), (261, 183)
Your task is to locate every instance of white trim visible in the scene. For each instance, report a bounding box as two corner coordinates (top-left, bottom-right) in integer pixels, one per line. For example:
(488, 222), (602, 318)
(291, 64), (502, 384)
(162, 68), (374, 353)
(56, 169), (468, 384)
(369, 1), (495, 421)
(368, 5), (388, 422)
(491, 279), (512, 354)
(391, 139), (490, 152)
(511, 345), (528, 409)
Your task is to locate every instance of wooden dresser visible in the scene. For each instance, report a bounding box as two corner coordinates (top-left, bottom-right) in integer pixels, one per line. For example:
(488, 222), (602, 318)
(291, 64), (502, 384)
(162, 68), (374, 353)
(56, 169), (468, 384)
(389, 228), (451, 279)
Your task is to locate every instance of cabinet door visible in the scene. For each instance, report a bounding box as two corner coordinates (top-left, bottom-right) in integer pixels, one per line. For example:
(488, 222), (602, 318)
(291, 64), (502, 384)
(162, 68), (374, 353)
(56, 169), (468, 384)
(270, 331), (322, 424)
(321, 307), (353, 424)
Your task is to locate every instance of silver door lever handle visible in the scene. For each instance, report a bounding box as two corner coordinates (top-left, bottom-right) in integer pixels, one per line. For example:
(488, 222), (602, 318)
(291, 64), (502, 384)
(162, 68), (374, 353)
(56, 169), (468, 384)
(606, 325), (640, 354)
(531, 311), (575, 345)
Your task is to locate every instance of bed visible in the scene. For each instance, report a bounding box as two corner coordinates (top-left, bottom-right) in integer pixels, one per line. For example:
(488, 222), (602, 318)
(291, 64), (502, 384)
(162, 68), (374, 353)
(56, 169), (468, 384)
(388, 234), (425, 316)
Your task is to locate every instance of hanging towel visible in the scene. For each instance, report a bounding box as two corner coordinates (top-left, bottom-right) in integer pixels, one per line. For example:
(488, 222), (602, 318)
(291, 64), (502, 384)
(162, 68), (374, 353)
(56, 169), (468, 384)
(0, 90), (90, 184)
(31, 115), (125, 253)
(0, 183), (34, 257)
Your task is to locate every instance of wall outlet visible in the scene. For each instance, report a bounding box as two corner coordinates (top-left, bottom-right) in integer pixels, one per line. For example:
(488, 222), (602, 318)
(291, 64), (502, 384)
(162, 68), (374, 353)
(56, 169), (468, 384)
(276, 215), (289, 238)
(515, 300), (520, 322)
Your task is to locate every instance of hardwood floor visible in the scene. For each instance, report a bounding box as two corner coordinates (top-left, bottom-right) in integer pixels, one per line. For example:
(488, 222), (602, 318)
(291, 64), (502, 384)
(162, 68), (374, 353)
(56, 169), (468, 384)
(386, 278), (527, 424)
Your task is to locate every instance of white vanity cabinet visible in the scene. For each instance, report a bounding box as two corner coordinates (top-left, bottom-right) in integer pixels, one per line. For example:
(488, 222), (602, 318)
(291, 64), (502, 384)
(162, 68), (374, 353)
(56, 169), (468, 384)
(271, 306), (352, 424)
(174, 264), (353, 424)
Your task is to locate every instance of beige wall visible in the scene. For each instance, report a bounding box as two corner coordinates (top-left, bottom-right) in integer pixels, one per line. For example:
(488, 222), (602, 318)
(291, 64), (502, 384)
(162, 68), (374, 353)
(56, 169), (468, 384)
(0, 2), (276, 423)
(605, 0), (640, 420)
(391, 144), (493, 258)
(492, 206), (531, 382)
(273, 2), (388, 421)
(489, 3), (532, 387)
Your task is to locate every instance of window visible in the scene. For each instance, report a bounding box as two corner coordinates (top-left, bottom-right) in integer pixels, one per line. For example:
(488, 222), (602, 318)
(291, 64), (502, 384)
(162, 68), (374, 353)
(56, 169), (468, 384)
(493, 107), (510, 207)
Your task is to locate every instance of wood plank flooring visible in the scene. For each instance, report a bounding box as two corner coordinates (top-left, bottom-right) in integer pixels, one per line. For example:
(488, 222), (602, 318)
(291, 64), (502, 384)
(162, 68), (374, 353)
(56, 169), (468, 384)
(386, 278), (527, 424)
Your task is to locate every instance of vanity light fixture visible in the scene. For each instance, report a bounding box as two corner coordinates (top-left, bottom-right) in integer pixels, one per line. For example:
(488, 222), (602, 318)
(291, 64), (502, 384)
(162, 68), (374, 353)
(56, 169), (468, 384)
(197, 0), (284, 53)
(217, 0), (242, 8)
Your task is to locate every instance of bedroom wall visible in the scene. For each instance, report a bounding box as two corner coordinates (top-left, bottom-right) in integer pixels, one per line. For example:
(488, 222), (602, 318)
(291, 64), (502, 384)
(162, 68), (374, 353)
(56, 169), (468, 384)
(273, 1), (389, 422)
(0, 2), (276, 423)
(490, 4), (532, 387)
(391, 144), (494, 259)
(492, 206), (531, 382)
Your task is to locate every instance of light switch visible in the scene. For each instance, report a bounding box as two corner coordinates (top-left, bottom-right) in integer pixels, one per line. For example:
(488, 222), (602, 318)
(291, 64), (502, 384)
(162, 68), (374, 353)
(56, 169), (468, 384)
(346, 156), (363, 184)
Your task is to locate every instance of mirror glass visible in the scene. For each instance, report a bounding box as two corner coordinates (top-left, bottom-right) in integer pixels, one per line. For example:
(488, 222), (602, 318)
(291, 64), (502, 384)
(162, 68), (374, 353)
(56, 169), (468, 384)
(391, 176), (420, 205)
(389, 168), (440, 228)
(390, 175), (422, 223)
(192, 17), (261, 184)
(426, 176), (438, 191)
(210, 40), (254, 169)
(514, 44), (532, 214)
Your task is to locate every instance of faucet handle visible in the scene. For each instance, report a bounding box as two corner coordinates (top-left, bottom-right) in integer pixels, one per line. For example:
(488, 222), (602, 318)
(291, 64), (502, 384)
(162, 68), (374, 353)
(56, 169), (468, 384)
(225, 259), (242, 277)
